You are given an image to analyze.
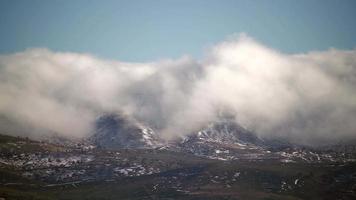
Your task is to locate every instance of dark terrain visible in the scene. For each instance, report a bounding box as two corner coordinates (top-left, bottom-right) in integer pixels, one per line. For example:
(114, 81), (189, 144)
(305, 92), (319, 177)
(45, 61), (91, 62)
(0, 115), (356, 200)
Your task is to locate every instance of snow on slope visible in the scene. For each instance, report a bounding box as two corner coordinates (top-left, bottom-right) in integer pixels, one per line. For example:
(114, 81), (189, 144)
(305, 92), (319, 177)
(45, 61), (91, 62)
(91, 114), (163, 149)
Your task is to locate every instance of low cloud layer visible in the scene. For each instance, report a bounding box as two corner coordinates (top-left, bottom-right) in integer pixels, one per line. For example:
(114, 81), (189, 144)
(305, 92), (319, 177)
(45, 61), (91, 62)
(0, 34), (355, 145)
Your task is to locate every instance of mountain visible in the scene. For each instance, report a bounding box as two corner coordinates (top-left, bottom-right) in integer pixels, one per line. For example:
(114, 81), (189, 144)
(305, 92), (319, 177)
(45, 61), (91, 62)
(1, 116), (356, 199)
(174, 118), (275, 161)
(89, 114), (356, 163)
(90, 113), (163, 149)
(171, 118), (356, 163)
(182, 118), (265, 146)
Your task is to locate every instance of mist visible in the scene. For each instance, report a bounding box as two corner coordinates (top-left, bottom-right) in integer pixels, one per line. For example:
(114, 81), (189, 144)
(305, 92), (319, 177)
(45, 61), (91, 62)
(0, 34), (355, 145)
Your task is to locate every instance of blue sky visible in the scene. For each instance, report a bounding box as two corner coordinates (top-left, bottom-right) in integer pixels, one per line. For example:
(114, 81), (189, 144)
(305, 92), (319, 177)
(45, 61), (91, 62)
(1, 0), (356, 61)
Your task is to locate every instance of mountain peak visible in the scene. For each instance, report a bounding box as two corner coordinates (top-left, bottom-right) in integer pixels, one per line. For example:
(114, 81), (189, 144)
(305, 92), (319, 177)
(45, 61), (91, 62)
(91, 113), (162, 149)
(183, 118), (264, 147)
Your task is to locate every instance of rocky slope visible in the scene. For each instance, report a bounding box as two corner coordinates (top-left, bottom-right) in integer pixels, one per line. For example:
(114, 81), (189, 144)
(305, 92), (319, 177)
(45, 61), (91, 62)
(90, 114), (163, 149)
(89, 114), (356, 163)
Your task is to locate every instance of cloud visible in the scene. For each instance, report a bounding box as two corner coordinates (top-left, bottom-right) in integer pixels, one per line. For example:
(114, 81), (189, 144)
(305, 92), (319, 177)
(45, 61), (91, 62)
(0, 34), (355, 145)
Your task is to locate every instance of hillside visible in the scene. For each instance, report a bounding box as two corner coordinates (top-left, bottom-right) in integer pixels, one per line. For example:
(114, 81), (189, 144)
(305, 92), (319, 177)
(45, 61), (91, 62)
(0, 133), (356, 200)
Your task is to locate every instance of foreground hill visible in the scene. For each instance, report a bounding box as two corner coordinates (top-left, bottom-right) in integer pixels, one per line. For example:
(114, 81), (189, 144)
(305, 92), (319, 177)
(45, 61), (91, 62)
(0, 133), (356, 200)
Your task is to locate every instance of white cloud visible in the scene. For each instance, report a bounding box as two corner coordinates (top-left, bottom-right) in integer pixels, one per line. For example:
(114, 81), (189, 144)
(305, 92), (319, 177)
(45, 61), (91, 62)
(0, 35), (355, 145)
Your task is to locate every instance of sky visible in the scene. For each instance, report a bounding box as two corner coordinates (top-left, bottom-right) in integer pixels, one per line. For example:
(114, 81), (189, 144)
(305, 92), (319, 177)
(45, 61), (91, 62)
(1, 0), (356, 61)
